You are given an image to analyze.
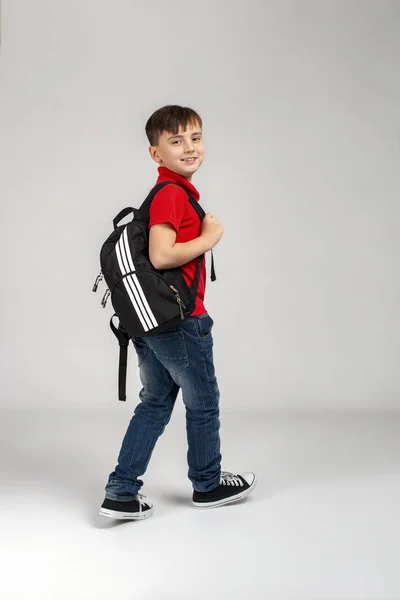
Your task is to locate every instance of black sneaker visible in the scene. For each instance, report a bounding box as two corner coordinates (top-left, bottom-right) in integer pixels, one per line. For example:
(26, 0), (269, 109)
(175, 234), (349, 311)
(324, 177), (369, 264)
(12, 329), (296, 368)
(192, 471), (256, 509)
(99, 494), (154, 520)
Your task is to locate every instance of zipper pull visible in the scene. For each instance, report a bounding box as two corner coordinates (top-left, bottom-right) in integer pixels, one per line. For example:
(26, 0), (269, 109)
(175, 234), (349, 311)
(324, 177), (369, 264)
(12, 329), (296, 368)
(92, 271), (103, 292)
(101, 288), (110, 308)
(170, 286), (185, 320)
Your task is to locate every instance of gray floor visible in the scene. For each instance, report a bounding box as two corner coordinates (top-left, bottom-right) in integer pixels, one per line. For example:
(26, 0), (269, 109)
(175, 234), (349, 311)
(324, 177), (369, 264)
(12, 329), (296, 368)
(1, 406), (399, 600)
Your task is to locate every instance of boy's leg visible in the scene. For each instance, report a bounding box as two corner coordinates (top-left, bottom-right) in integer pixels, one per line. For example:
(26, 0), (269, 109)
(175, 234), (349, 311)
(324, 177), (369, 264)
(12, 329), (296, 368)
(145, 314), (222, 493)
(104, 336), (180, 501)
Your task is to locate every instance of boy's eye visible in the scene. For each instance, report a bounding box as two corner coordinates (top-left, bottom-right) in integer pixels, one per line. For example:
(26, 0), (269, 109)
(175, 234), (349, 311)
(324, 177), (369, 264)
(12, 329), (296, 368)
(172, 137), (201, 144)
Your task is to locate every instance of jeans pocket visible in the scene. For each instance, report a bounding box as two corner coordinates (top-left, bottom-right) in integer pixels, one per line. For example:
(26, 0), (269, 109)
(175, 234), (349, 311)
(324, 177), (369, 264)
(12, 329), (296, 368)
(146, 330), (189, 376)
(198, 314), (214, 340)
(131, 336), (148, 367)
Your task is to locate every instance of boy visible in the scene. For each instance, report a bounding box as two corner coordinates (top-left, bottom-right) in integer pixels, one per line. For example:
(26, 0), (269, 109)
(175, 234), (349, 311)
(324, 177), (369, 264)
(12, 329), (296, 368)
(100, 105), (256, 520)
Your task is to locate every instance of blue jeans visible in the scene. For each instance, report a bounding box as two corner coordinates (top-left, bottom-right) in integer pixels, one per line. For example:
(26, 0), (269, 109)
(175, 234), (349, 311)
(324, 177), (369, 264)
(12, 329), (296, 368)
(104, 313), (222, 500)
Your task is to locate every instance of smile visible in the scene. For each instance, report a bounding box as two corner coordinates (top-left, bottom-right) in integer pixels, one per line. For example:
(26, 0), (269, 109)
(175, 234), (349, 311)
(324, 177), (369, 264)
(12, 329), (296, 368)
(182, 158), (197, 163)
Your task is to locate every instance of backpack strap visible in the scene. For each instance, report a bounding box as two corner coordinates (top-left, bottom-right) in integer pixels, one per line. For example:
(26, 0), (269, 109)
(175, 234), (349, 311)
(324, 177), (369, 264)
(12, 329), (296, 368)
(139, 181), (216, 282)
(110, 314), (130, 401)
(188, 196), (216, 282)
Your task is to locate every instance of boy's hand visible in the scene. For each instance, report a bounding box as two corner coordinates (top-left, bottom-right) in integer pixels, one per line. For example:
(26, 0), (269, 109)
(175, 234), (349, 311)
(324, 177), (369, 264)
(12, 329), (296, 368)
(200, 213), (224, 250)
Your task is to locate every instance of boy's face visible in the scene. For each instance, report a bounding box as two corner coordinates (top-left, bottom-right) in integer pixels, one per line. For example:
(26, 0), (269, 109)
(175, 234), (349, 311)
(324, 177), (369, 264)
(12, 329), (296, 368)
(149, 122), (204, 182)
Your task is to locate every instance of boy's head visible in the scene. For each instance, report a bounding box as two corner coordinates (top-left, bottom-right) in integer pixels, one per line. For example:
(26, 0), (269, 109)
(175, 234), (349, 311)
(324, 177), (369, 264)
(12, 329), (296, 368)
(146, 105), (204, 182)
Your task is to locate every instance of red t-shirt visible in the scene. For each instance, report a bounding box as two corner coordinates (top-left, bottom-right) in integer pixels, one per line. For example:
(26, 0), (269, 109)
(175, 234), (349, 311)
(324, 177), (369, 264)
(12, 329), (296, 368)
(148, 166), (207, 316)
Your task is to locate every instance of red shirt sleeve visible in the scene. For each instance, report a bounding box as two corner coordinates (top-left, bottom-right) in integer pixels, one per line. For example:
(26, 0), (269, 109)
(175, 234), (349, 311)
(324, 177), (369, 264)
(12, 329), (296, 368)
(149, 184), (188, 233)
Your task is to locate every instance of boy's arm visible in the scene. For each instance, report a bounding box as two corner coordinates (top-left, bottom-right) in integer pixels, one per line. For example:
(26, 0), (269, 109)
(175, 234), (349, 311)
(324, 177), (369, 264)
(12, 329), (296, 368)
(149, 223), (210, 270)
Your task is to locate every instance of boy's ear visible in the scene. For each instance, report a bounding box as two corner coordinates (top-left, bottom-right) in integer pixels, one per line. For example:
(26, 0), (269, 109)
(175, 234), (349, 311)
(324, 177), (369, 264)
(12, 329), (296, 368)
(149, 146), (161, 164)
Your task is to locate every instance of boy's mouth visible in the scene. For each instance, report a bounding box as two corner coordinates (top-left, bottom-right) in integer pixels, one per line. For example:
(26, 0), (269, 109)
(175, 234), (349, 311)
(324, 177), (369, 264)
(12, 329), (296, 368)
(182, 158), (197, 163)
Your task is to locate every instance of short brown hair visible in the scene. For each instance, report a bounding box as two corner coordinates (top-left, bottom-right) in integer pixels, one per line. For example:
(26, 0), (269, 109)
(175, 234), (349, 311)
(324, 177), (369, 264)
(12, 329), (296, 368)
(145, 105), (202, 146)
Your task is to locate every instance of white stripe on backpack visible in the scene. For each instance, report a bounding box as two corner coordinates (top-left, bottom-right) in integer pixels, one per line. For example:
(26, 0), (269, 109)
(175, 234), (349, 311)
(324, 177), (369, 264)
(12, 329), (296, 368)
(115, 228), (158, 332)
(121, 228), (158, 329)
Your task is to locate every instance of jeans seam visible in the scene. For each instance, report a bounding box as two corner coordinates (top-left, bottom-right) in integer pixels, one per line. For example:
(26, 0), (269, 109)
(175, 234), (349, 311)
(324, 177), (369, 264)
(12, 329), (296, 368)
(198, 333), (220, 489)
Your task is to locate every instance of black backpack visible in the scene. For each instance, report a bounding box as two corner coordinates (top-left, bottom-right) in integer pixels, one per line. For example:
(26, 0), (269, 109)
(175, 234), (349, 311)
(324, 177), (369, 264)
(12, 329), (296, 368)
(93, 181), (216, 401)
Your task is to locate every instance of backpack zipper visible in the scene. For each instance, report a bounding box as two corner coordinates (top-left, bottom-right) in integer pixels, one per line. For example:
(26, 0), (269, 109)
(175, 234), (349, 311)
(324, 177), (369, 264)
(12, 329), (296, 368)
(170, 286), (185, 320)
(92, 270), (103, 292)
(101, 288), (111, 307)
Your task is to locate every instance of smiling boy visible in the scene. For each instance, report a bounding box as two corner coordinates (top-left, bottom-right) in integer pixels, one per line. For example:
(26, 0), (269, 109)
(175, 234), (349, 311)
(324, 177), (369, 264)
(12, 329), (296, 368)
(100, 106), (256, 520)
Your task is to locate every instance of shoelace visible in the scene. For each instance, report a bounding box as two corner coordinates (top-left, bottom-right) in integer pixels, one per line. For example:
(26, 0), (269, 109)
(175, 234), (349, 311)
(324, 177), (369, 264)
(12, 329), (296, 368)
(136, 493), (150, 510)
(221, 471), (243, 487)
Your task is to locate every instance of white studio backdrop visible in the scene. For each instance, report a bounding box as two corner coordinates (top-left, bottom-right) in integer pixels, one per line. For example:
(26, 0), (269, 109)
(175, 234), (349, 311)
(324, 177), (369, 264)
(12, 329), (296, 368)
(0, 0), (398, 412)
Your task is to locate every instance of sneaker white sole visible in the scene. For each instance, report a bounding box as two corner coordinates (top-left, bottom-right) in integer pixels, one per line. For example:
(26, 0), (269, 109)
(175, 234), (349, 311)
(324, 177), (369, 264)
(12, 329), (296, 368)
(192, 475), (257, 509)
(99, 506), (154, 520)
